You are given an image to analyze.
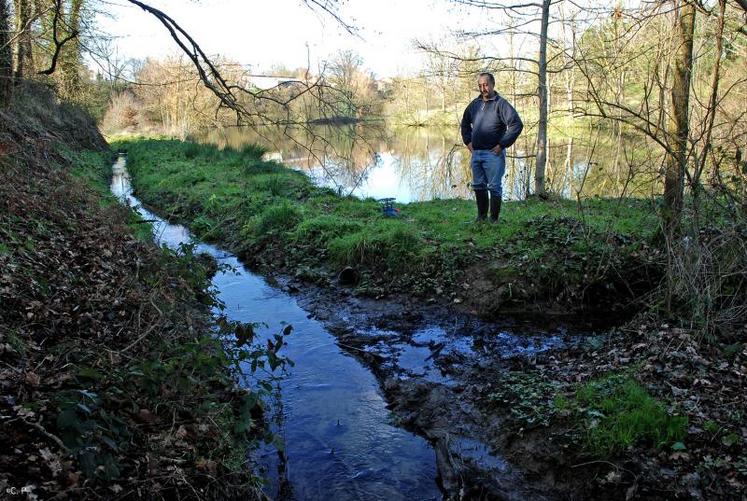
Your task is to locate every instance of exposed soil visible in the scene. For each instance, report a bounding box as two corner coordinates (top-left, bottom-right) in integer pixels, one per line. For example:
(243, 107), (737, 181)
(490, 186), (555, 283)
(235, 222), (659, 324)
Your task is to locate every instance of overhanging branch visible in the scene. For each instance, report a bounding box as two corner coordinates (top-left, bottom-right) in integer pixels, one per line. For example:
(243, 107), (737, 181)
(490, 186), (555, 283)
(38, 0), (79, 75)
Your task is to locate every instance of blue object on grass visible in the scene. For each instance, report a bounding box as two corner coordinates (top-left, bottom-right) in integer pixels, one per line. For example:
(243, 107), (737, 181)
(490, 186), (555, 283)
(379, 197), (400, 217)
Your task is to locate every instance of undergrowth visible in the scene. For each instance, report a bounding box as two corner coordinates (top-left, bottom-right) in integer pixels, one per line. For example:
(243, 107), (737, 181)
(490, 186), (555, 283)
(487, 371), (688, 460)
(1, 108), (285, 497)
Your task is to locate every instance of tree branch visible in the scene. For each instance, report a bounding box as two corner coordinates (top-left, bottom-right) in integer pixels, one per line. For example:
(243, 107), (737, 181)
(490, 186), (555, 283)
(730, 0), (747, 13)
(301, 0), (359, 36)
(38, 0), (79, 75)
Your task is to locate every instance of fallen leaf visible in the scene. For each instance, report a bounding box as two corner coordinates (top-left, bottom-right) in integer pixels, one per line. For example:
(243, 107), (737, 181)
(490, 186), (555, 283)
(137, 408), (157, 425)
(25, 372), (40, 387)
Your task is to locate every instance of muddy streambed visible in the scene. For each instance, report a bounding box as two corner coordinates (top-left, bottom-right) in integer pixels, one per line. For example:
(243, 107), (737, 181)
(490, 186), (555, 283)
(111, 155), (575, 500)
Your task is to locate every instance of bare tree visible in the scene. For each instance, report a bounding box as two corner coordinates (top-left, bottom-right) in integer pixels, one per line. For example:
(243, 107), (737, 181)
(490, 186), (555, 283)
(534, 0), (550, 196)
(12, 0), (34, 78)
(692, 0), (726, 207)
(663, 0), (696, 235)
(123, 0), (352, 126)
(38, 0), (82, 78)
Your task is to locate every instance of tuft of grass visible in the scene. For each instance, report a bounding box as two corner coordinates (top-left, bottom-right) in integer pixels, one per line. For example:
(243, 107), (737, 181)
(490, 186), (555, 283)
(252, 174), (288, 197)
(183, 141), (203, 159)
(569, 374), (688, 456)
(7, 330), (27, 356)
(293, 215), (364, 247)
(243, 201), (304, 239)
(238, 143), (266, 159)
(328, 220), (423, 271)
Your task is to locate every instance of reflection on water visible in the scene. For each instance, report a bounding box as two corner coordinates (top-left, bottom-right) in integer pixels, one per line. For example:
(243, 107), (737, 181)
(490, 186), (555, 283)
(198, 124), (660, 203)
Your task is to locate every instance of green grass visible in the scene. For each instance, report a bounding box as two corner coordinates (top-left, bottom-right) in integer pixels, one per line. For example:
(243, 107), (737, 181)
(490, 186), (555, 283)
(559, 374), (688, 456)
(109, 137), (663, 307)
(327, 219), (424, 271)
(63, 147), (154, 241)
(67, 148), (113, 192)
(243, 200), (305, 238)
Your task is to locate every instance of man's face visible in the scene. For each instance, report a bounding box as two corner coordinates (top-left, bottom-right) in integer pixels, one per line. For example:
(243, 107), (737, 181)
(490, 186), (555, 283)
(478, 76), (494, 98)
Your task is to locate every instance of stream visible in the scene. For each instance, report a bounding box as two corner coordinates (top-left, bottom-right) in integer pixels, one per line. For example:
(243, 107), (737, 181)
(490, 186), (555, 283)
(110, 154), (570, 500)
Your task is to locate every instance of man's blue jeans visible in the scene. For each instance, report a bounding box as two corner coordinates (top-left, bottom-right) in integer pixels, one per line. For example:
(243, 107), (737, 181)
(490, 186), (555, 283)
(470, 149), (506, 196)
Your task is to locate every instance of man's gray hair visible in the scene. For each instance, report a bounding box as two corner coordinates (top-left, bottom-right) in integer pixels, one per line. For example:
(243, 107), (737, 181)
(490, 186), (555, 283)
(478, 72), (495, 85)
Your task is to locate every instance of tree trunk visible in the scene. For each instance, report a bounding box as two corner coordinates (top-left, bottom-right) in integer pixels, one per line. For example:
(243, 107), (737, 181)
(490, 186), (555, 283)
(13, 0), (34, 78)
(55, 0), (84, 99)
(0, 0), (12, 108)
(534, 0), (550, 197)
(695, 0), (725, 193)
(663, 0), (695, 235)
(564, 136), (573, 195)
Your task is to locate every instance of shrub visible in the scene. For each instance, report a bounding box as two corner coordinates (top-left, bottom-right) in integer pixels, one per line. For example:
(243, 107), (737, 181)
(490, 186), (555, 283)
(664, 221), (747, 335)
(100, 91), (144, 134)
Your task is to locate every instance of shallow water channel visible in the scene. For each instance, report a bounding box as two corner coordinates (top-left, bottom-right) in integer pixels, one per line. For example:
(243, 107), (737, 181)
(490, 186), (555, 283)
(111, 156), (440, 499)
(110, 155), (571, 500)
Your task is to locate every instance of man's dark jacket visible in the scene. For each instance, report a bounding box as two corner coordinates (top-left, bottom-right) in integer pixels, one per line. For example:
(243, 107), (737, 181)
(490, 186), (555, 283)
(460, 93), (523, 151)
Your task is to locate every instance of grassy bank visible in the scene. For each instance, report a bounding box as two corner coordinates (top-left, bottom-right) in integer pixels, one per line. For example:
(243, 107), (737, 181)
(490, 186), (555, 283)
(113, 137), (661, 317)
(1, 85), (276, 499)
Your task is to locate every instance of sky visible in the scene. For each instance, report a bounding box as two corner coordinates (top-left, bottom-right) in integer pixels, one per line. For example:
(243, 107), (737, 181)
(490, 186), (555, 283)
(95, 0), (485, 78)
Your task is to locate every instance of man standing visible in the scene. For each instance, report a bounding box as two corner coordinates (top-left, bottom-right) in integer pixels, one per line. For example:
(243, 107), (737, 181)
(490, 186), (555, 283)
(460, 72), (523, 223)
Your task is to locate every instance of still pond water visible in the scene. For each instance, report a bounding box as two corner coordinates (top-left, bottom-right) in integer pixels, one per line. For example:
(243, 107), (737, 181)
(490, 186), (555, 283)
(198, 123), (659, 203)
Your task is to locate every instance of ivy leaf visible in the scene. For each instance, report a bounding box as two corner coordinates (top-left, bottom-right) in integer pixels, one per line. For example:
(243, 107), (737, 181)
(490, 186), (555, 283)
(722, 433), (740, 447)
(671, 441), (686, 451)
